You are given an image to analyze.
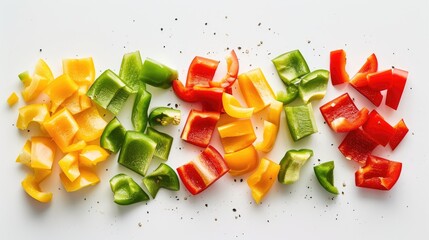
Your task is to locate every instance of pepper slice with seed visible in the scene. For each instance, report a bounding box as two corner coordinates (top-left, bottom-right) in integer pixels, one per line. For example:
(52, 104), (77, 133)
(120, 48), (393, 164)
(148, 107), (181, 126)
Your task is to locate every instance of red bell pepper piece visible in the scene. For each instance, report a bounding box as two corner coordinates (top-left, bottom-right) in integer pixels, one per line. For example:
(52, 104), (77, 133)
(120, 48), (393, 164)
(319, 93), (369, 132)
(367, 69), (392, 91)
(209, 50), (239, 88)
(329, 49), (349, 85)
(338, 128), (379, 164)
(181, 109), (220, 148)
(352, 85), (383, 106)
(186, 56), (219, 88)
(389, 119), (409, 150)
(177, 145), (229, 195)
(355, 155), (402, 190)
(362, 110), (395, 146)
(172, 79), (198, 102)
(386, 68), (408, 110)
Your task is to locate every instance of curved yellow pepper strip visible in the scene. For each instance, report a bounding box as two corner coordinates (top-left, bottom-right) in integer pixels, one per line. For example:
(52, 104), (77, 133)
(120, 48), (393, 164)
(74, 106), (107, 142)
(222, 92), (254, 119)
(43, 108), (79, 152)
(79, 145), (110, 167)
(221, 133), (257, 154)
(22, 172), (53, 203)
(44, 74), (78, 113)
(238, 68), (275, 113)
(60, 168), (100, 192)
(16, 104), (50, 130)
(7, 92), (19, 107)
(217, 119), (255, 138)
(22, 59), (54, 102)
(267, 100), (283, 126)
(255, 121), (279, 153)
(63, 57), (95, 87)
(224, 145), (259, 176)
(16, 140), (32, 167)
(247, 158), (280, 204)
(30, 137), (56, 170)
(58, 152), (80, 182)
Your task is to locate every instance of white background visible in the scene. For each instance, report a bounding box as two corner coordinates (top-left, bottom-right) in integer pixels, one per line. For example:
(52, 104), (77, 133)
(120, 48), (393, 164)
(1, 0), (428, 239)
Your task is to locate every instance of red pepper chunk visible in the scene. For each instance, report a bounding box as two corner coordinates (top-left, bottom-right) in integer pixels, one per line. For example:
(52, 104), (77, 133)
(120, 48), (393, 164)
(389, 119), (409, 150)
(209, 50), (239, 88)
(177, 145), (229, 195)
(181, 109), (220, 148)
(362, 110), (395, 146)
(186, 56), (219, 88)
(330, 49), (349, 85)
(319, 93), (369, 132)
(339, 128), (378, 164)
(355, 155), (402, 190)
(367, 69), (393, 91)
(172, 80), (225, 112)
(386, 68), (408, 110)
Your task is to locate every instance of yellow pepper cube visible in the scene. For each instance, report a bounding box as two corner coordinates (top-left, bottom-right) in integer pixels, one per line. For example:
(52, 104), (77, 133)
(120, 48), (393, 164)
(16, 140), (32, 167)
(7, 92), (19, 106)
(58, 152), (80, 182)
(22, 59), (54, 102)
(74, 106), (107, 142)
(218, 119), (257, 153)
(224, 145), (259, 176)
(60, 168), (100, 192)
(44, 74), (79, 113)
(63, 57), (95, 86)
(79, 145), (110, 167)
(247, 158), (280, 204)
(30, 137), (56, 170)
(43, 108), (79, 151)
(16, 103), (50, 130)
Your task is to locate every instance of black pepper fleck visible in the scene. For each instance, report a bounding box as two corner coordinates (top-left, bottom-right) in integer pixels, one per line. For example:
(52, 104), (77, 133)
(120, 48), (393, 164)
(39, 49), (42, 52)
(161, 28), (164, 31)
(232, 208), (237, 212)
(258, 22), (261, 26)
(237, 46), (242, 50)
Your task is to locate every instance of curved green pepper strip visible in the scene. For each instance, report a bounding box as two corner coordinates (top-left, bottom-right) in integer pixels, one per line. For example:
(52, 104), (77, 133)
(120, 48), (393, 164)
(110, 173), (149, 205)
(100, 117), (126, 153)
(142, 163), (180, 198)
(140, 58), (178, 89)
(146, 127), (173, 161)
(149, 107), (181, 126)
(276, 84), (299, 105)
(272, 50), (310, 84)
(314, 161), (339, 195)
(119, 51), (146, 93)
(132, 88), (152, 132)
(278, 149), (313, 184)
(298, 69), (329, 104)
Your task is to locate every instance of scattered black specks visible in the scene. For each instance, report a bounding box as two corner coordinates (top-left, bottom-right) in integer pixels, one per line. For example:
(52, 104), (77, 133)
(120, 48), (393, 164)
(267, 220), (270, 223)
(103, 114), (106, 117)
(342, 191), (345, 195)
(412, 132), (415, 135)
(392, 66), (395, 69)
(318, 158), (321, 162)
(237, 46), (242, 50)
(184, 197), (188, 200)
(179, 50), (183, 54)
(257, 41), (263, 47)
(105, 168), (108, 171)
(323, 121), (326, 124)
(213, 32), (216, 35)
(393, 52), (395, 55)
(240, 179), (243, 182)
(147, 211), (150, 214)
(167, 103), (171, 106)
(174, 18), (178, 21)
(234, 179), (237, 182)
(133, 20), (135, 23)
(214, 218), (218, 221)
(175, 103), (179, 108)
(160, 28), (164, 31)
(205, 203), (208, 207)
(307, 40), (311, 44)
(225, 16), (228, 19)
(233, 208), (237, 212)
(331, 143), (334, 146)
(268, 28), (271, 31)
(84, 198), (87, 201)
(39, 49), (43, 52)
(267, 52), (271, 55)
(205, 22), (208, 26)
(138, 222), (142, 227)
(58, 188), (61, 190)
(97, 201), (100, 204)
(258, 22), (261, 26)
(163, 46), (166, 48)
(27, 130), (30, 133)
(343, 183), (346, 187)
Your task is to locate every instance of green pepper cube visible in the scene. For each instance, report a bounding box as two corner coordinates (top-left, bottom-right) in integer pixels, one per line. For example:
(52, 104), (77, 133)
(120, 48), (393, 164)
(284, 103), (318, 141)
(278, 149), (313, 184)
(110, 173), (149, 205)
(119, 51), (146, 93)
(298, 69), (329, 104)
(106, 85), (133, 115)
(314, 161), (339, 195)
(142, 163), (180, 198)
(100, 117), (126, 153)
(149, 107), (181, 126)
(146, 127), (173, 161)
(140, 58), (178, 89)
(276, 84), (299, 105)
(87, 69), (127, 109)
(118, 131), (157, 176)
(132, 88), (152, 132)
(272, 50), (310, 84)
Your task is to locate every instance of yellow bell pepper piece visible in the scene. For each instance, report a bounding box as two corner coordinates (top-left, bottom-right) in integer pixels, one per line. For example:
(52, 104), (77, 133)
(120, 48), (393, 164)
(74, 106), (107, 142)
(16, 140), (32, 167)
(43, 108), (79, 151)
(267, 100), (283, 126)
(60, 168), (100, 192)
(44, 74), (79, 113)
(63, 140), (87, 153)
(79, 145), (110, 167)
(224, 145), (259, 176)
(58, 152), (80, 182)
(22, 59), (54, 102)
(221, 133), (257, 154)
(222, 92), (254, 119)
(79, 86), (92, 110)
(16, 103), (50, 130)
(61, 85), (92, 115)
(63, 57), (95, 86)
(255, 121), (279, 153)
(238, 68), (276, 113)
(7, 92), (19, 106)
(30, 137), (56, 170)
(217, 119), (255, 138)
(21, 170), (53, 203)
(247, 158), (280, 204)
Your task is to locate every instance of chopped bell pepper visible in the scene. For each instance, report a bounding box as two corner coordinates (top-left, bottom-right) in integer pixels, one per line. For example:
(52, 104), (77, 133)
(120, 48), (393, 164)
(63, 57), (95, 87)
(389, 119), (409, 151)
(43, 108), (79, 151)
(22, 59), (54, 102)
(63, 140), (87, 153)
(30, 137), (56, 170)
(238, 68), (276, 113)
(61, 85), (92, 115)
(362, 110), (395, 146)
(16, 103), (50, 130)
(255, 121), (278, 153)
(79, 145), (110, 167)
(298, 69), (329, 103)
(44, 74), (79, 113)
(217, 119), (257, 153)
(177, 145), (229, 195)
(16, 140), (32, 167)
(146, 127), (173, 161)
(314, 161), (339, 195)
(100, 117), (127, 153)
(60, 168), (100, 192)
(355, 155), (402, 190)
(338, 128), (378, 164)
(247, 158), (280, 204)
(140, 58), (178, 89)
(224, 145), (259, 176)
(284, 103), (318, 141)
(181, 109), (220, 148)
(74, 106), (107, 142)
(222, 92), (254, 119)
(209, 50), (239, 88)
(386, 68), (408, 110)
(118, 131), (157, 176)
(148, 107), (181, 126)
(367, 69), (393, 91)
(142, 163), (180, 198)
(276, 84), (298, 105)
(21, 170), (53, 203)
(18, 71), (31, 87)
(119, 51), (145, 92)
(267, 100), (283, 127)
(186, 56), (219, 87)
(278, 149), (313, 184)
(350, 53), (378, 87)
(132, 88), (152, 132)
(329, 49), (349, 85)
(58, 152), (80, 182)
(110, 173), (149, 205)
(107, 84), (133, 115)
(272, 50), (310, 84)
(7, 92), (19, 106)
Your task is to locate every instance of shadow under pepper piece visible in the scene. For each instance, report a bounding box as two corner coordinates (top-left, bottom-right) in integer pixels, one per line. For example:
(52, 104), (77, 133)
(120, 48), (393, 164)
(142, 163), (180, 198)
(314, 161), (339, 195)
(110, 173), (149, 205)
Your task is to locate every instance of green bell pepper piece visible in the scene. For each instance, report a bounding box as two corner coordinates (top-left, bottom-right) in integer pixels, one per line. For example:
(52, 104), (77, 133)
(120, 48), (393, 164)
(110, 173), (149, 205)
(107, 84), (133, 115)
(142, 163), (180, 198)
(100, 117), (126, 153)
(272, 50), (310, 84)
(276, 84), (299, 105)
(140, 58), (178, 89)
(118, 131), (157, 176)
(298, 69), (329, 104)
(284, 103), (318, 141)
(145, 127), (173, 161)
(148, 107), (181, 126)
(314, 161), (339, 195)
(132, 88), (152, 132)
(119, 51), (146, 93)
(278, 149), (313, 184)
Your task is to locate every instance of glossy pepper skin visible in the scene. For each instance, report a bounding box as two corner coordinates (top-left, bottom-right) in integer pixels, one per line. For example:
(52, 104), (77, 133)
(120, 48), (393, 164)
(272, 50), (310, 84)
(132, 88), (152, 132)
(217, 119), (257, 153)
(119, 51), (145, 92)
(186, 56), (219, 87)
(142, 163), (180, 198)
(276, 84), (299, 105)
(298, 69), (329, 103)
(362, 110), (395, 146)
(329, 49), (349, 85)
(386, 68), (408, 110)
(247, 158), (280, 204)
(21, 59), (54, 102)
(148, 107), (181, 126)
(100, 117), (127, 153)
(278, 149), (313, 184)
(145, 127), (173, 161)
(224, 145), (259, 176)
(110, 173), (149, 205)
(284, 103), (318, 141)
(355, 155), (402, 190)
(140, 58), (178, 89)
(209, 50), (239, 88)
(389, 119), (408, 151)
(338, 128), (378, 164)
(181, 110), (220, 148)
(314, 161), (339, 194)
